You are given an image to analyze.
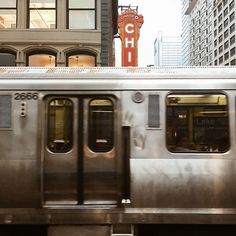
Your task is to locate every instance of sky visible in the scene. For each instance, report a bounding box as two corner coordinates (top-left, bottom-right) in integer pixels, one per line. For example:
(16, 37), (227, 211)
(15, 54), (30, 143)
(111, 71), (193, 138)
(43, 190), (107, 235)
(116, 0), (182, 66)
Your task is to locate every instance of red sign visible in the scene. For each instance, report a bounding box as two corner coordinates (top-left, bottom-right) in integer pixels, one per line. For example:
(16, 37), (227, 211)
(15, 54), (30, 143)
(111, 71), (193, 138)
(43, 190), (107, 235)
(118, 7), (143, 67)
(0, 16), (5, 28)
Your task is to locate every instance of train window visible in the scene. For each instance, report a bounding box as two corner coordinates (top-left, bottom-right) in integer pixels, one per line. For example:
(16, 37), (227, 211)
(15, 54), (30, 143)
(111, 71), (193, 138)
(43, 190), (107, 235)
(47, 99), (73, 153)
(0, 95), (11, 128)
(166, 94), (229, 153)
(88, 99), (114, 152)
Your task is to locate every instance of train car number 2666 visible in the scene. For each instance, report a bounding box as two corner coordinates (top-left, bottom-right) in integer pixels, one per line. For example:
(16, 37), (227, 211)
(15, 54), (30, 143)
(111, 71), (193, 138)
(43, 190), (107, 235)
(14, 92), (39, 100)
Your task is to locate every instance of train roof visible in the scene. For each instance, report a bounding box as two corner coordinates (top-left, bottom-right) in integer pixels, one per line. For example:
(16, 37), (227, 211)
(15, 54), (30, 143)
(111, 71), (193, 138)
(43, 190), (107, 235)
(0, 66), (236, 78)
(0, 66), (236, 90)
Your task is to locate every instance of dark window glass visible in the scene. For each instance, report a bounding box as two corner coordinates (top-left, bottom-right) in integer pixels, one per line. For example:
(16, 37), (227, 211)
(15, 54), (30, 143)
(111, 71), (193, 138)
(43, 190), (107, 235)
(218, 13), (222, 22)
(214, 19), (217, 27)
(214, 39), (217, 47)
(230, 47), (235, 56)
(214, 49), (217, 57)
(224, 40), (229, 49)
(47, 99), (73, 153)
(230, 23), (235, 33)
(218, 24), (223, 33)
(219, 45), (223, 54)
(224, 18), (228, 27)
(229, 0), (234, 10)
(0, 0), (16, 28)
(214, 29), (217, 37)
(231, 59), (236, 65)
(224, 51), (229, 60)
(0, 52), (16, 66)
(68, 0), (96, 29)
(224, 29), (229, 39)
(230, 12), (235, 22)
(224, 7), (228, 17)
(230, 35), (235, 45)
(29, 0), (56, 28)
(219, 55), (223, 64)
(219, 34), (223, 43)
(166, 94), (229, 153)
(88, 99), (114, 152)
(218, 3), (222, 12)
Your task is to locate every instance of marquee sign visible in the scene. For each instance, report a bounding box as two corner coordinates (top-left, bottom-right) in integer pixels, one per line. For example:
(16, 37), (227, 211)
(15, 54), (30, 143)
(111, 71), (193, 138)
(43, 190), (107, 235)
(118, 7), (143, 67)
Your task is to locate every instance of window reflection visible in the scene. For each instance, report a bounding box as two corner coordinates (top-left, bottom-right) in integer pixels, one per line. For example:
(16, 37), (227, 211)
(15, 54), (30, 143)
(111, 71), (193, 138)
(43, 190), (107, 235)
(68, 54), (96, 67)
(88, 99), (114, 152)
(69, 10), (95, 29)
(166, 94), (229, 153)
(29, 0), (56, 28)
(69, 0), (95, 8)
(48, 99), (73, 153)
(28, 54), (56, 67)
(0, 0), (16, 28)
(68, 0), (96, 29)
(30, 0), (55, 8)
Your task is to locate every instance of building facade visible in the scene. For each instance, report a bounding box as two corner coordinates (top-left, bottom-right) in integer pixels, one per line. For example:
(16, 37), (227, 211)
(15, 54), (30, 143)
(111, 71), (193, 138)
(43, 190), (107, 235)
(0, 0), (118, 67)
(181, 0), (192, 66)
(213, 0), (236, 65)
(154, 33), (182, 67)
(185, 0), (213, 66)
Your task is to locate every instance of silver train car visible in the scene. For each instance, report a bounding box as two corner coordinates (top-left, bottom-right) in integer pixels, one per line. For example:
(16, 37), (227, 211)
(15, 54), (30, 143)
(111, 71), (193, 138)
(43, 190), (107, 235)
(0, 67), (236, 235)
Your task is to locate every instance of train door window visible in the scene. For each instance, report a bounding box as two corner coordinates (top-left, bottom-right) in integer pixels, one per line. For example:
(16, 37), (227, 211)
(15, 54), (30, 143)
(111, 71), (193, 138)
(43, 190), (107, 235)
(47, 99), (73, 153)
(88, 99), (114, 152)
(166, 94), (229, 153)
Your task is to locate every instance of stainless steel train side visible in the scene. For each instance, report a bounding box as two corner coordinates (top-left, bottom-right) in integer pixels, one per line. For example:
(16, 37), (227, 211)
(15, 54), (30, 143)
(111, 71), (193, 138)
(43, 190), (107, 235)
(1, 67), (236, 236)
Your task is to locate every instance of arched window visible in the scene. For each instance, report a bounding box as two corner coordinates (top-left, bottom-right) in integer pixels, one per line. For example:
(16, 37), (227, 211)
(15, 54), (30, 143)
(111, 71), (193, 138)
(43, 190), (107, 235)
(0, 50), (16, 66)
(67, 52), (96, 67)
(27, 51), (56, 67)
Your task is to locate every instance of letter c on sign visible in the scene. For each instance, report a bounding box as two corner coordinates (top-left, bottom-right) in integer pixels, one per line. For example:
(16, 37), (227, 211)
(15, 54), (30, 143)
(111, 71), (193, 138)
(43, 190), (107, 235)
(125, 23), (134, 34)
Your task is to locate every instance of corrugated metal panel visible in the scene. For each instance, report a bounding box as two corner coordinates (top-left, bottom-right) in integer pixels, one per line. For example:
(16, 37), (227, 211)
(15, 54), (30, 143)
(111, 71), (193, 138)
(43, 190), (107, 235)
(148, 94), (160, 128)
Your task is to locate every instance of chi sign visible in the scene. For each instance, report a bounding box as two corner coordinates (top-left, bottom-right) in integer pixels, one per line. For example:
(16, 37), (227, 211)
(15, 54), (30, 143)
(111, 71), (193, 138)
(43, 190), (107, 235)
(118, 8), (143, 67)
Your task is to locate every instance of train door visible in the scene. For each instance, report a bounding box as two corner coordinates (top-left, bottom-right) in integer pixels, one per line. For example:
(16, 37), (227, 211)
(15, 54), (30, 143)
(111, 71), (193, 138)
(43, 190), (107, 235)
(43, 95), (119, 205)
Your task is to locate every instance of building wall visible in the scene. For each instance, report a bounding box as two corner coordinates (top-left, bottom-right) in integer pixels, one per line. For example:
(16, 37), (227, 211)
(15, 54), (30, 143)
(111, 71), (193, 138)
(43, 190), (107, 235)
(101, 0), (118, 67)
(154, 33), (182, 67)
(0, 0), (118, 67)
(186, 0), (213, 66)
(181, 0), (192, 66)
(213, 0), (236, 65)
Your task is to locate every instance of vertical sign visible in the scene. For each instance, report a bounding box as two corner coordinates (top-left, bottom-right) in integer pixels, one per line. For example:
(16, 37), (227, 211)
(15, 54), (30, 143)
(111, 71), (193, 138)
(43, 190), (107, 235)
(118, 7), (143, 67)
(0, 16), (5, 28)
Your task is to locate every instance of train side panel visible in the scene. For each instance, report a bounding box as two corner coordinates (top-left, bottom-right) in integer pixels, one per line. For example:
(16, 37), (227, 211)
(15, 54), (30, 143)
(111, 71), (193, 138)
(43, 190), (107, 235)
(0, 91), (41, 207)
(122, 90), (236, 209)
